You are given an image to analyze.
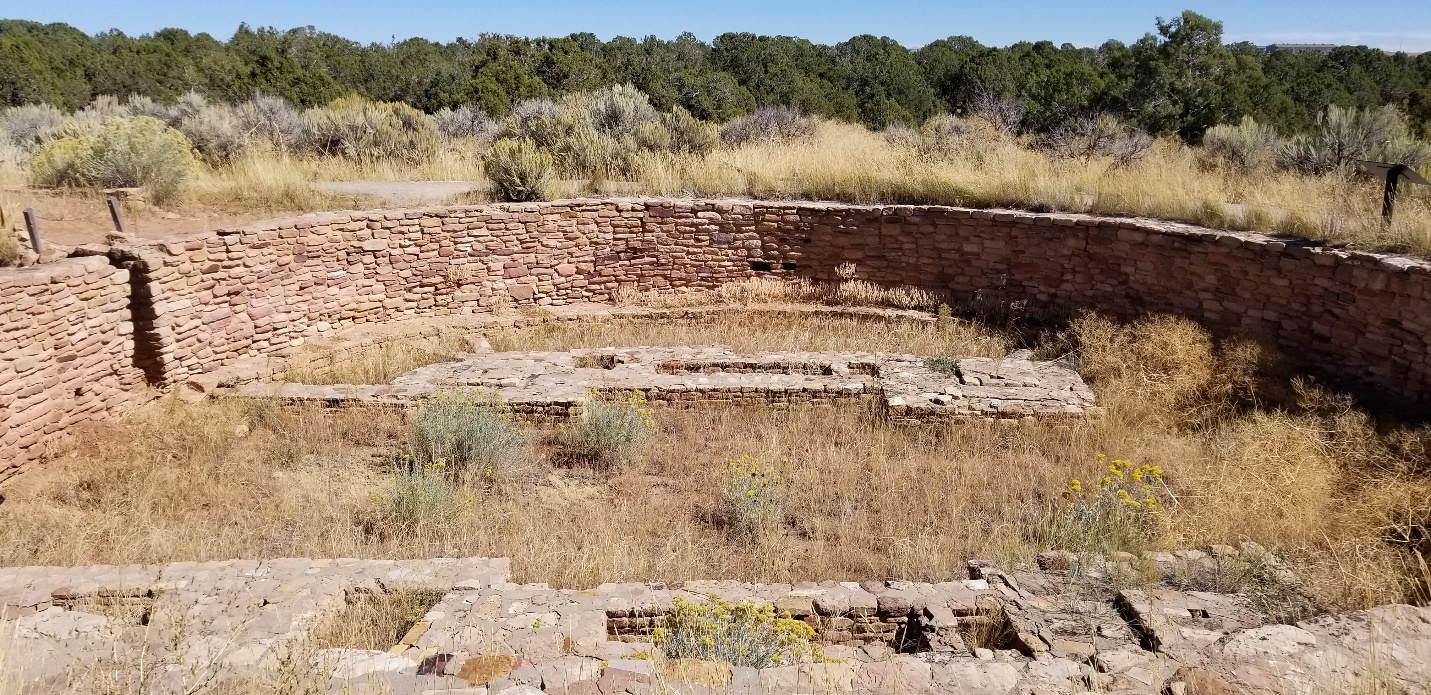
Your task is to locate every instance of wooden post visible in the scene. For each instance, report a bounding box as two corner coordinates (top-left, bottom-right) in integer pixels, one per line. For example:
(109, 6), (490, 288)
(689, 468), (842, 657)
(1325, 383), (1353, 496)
(107, 196), (128, 235)
(22, 208), (41, 254)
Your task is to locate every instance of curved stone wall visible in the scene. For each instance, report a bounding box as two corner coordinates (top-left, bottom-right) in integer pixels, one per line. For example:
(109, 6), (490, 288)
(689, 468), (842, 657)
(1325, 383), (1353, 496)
(5, 197), (1431, 474)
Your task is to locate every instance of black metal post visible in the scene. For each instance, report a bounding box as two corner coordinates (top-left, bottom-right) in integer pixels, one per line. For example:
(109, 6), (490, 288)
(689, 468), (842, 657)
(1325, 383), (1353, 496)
(107, 196), (128, 235)
(1384, 165), (1405, 222)
(22, 208), (41, 254)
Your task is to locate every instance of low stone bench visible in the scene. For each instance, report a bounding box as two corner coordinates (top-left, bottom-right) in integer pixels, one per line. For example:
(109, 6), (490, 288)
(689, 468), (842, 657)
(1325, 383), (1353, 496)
(230, 347), (1102, 423)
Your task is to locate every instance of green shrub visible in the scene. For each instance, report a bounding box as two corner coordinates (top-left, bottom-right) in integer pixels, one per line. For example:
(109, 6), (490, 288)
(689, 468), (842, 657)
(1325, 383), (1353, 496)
(505, 98), (566, 148)
(178, 106), (246, 164)
(485, 137), (554, 202)
(924, 356), (960, 375)
(633, 119), (673, 152)
(654, 595), (819, 668)
(721, 456), (782, 536)
(558, 389), (654, 470)
(411, 389), (526, 484)
(371, 460), (469, 536)
(30, 136), (89, 187)
(1044, 455), (1166, 553)
(552, 123), (617, 177)
(303, 95), (439, 163)
(662, 106), (719, 155)
(1203, 116), (1280, 170)
(31, 116), (198, 203)
(588, 84), (659, 138)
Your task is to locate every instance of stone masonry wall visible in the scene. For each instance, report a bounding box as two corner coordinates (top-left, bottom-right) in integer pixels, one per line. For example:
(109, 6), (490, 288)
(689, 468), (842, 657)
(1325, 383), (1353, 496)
(0, 256), (144, 481)
(115, 198), (1431, 403)
(7, 197), (1431, 473)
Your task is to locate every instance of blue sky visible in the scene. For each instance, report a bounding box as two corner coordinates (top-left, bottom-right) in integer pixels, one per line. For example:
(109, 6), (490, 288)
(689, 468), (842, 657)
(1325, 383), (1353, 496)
(8, 0), (1431, 52)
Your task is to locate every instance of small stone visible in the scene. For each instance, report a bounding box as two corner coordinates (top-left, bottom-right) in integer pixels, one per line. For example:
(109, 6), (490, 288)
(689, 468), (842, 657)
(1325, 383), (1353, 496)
(773, 593), (814, 617)
(1049, 638), (1096, 661)
(598, 664), (650, 695)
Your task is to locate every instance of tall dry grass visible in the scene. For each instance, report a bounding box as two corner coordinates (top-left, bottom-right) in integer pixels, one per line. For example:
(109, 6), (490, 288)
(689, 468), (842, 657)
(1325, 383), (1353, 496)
(639, 119), (1431, 254)
(486, 311), (1009, 358)
(283, 333), (472, 385)
(187, 151), (381, 215)
(1, 310), (1428, 613)
(26, 114), (1429, 253)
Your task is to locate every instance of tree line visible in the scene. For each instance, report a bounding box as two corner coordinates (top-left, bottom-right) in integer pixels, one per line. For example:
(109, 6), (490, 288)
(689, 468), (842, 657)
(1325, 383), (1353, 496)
(2, 11), (1429, 141)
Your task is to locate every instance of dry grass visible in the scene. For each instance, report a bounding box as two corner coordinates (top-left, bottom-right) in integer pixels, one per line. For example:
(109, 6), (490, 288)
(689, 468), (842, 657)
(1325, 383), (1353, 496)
(186, 152), (377, 215)
(638, 120), (1431, 254)
(0, 309), (1428, 616)
(486, 311), (1009, 358)
(311, 589), (446, 651)
(614, 274), (950, 313)
(284, 333), (472, 385)
(14, 116), (1430, 253)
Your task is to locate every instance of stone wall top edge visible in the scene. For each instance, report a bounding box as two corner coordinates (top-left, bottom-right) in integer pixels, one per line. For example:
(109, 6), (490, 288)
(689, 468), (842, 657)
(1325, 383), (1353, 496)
(0, 254), (114, 286)
(80, 196), (1431, 274)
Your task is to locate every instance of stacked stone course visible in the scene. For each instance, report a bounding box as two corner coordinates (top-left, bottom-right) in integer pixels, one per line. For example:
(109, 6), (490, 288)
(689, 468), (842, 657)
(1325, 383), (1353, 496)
(7, 197), (1431, 473)
(0, 256), (144, 481)
(112, 199), (1431, 404)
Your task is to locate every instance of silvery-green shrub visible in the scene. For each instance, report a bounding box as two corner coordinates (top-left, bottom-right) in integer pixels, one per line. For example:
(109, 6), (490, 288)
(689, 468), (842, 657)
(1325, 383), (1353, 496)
(0, 103), (65, 155)
(236, 93), (306, 152)
(435, 105), (500, 142)
(31, 115), (198, 203)
(484, 137), (554, 202)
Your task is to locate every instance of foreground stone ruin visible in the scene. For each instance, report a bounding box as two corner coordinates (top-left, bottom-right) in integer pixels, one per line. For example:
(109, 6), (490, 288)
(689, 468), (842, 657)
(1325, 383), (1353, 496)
(235, 347), (1099, 423)
(3, 547), (1428, 694)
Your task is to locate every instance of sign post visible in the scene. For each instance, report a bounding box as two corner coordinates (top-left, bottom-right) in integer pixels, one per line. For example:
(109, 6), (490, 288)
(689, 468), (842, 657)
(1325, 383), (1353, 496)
(22, 208), (41, 254)
(107, 196), (128, 235)
(1356, 161), (1430, 222)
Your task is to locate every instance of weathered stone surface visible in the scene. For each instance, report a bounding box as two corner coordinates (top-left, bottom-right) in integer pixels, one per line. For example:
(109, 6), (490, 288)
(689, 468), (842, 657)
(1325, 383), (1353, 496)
(325, 649), (419, 679)
(234, 346), (1099, 423)
(1, 552), (1429, 694)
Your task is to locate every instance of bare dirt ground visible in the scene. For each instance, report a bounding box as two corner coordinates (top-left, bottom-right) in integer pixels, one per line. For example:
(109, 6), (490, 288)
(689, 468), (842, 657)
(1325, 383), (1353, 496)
(4, 186), (311, 246)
